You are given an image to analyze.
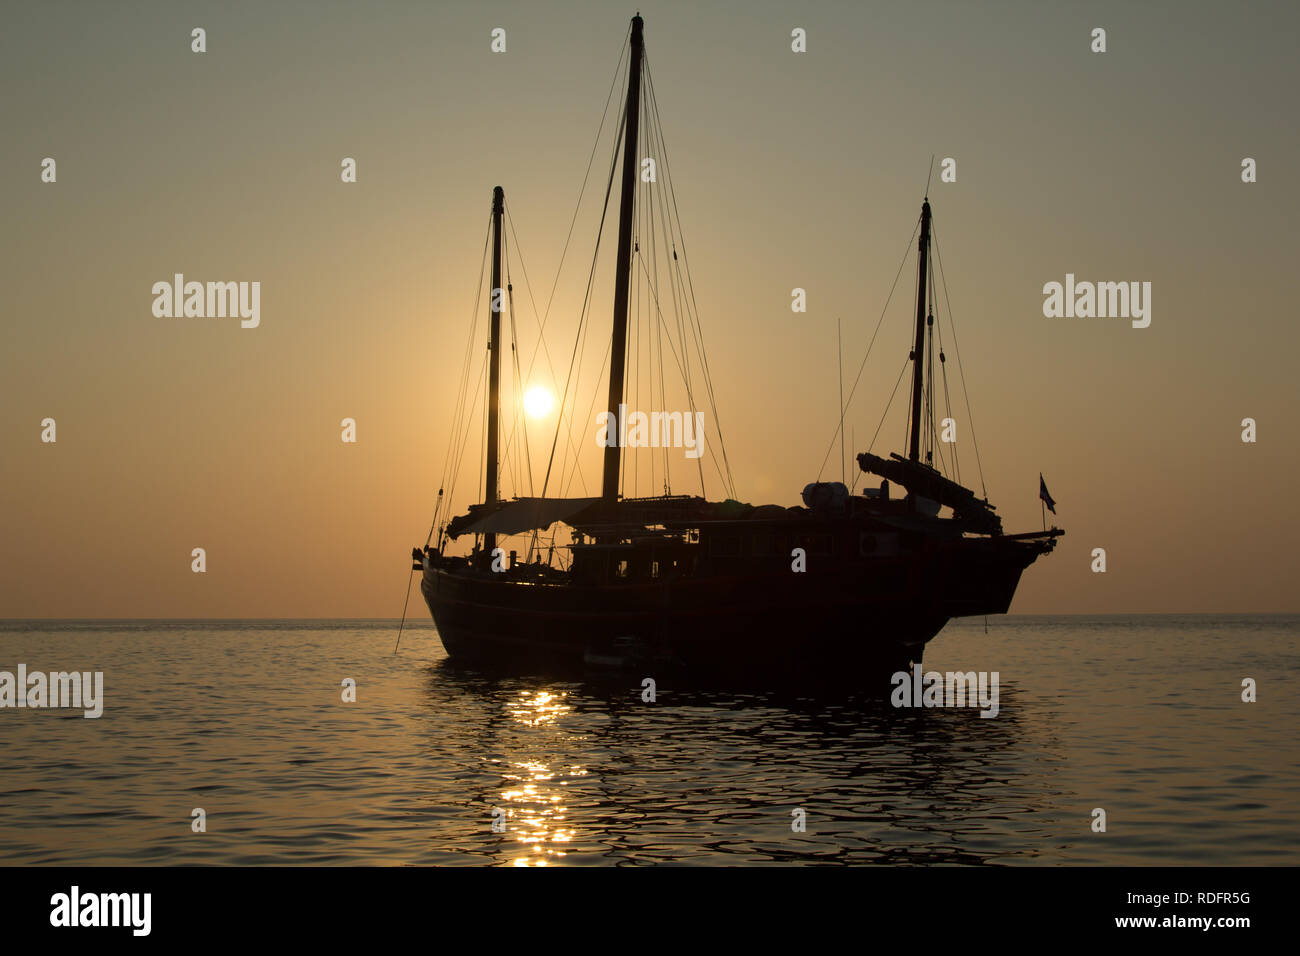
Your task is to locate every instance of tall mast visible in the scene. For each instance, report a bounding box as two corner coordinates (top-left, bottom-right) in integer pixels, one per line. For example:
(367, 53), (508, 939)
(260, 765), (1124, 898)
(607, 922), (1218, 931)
(485, 185), (504, 555)
(907, 199), (932, 463)
(600, 14), (644, 503)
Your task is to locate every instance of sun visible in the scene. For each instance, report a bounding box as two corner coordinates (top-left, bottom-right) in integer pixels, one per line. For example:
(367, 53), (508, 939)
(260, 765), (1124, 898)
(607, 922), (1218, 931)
(522, 385), (554, 419)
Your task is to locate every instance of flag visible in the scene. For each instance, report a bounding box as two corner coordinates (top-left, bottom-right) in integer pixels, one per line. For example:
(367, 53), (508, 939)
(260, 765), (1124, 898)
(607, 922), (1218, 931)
(1039, 474), (1056, 514)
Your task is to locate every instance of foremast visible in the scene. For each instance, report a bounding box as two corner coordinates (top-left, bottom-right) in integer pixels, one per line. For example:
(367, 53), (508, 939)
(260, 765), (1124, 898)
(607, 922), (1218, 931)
(858, 197), (1006, 536)
(908, 199), (932, 464)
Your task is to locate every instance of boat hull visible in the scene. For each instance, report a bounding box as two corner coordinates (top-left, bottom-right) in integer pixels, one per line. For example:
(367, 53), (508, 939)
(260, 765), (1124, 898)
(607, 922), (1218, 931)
(420, 534), (1042, 685)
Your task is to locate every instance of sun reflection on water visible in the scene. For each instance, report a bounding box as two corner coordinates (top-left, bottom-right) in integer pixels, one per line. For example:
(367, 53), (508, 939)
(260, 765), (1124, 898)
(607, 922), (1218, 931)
(497, 690), (586, 865)
(507, 690), (570, 727)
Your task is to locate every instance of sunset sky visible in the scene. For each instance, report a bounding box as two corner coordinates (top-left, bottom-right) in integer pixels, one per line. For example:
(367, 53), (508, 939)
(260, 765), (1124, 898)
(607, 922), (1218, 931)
(2, 0), (1296, 617)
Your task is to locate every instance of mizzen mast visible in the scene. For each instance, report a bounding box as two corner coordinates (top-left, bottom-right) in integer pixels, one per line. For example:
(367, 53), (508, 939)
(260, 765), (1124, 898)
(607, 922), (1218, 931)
(600, 14), (645, 503)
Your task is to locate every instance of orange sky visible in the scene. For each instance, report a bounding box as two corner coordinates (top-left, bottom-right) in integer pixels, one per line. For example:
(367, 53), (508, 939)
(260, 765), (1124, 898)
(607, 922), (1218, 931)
(2, 1), (1297, 617)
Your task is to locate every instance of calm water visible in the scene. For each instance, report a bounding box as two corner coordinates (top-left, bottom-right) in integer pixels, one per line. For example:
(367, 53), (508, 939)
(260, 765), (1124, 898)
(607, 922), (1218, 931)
(0, 615), (1296, 866)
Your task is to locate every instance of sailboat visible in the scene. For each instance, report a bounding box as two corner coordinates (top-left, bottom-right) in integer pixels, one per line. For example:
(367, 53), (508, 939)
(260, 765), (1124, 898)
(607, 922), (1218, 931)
(412, 15), (1062, 685)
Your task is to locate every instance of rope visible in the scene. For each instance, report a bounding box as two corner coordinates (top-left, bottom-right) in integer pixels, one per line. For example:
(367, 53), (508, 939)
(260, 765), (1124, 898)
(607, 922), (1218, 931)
(851, 354), (912, 494)
(643, 54), (735, 499)
(393, 568), (416, 654)
(817, 214), (920, 482)
(932, 221), (987, 498)
(541, 91), (625, 498)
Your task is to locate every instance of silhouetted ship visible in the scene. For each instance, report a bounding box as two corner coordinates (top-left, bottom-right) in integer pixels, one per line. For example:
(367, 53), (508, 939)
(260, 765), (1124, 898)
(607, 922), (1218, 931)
(414, 15), (1061, 683)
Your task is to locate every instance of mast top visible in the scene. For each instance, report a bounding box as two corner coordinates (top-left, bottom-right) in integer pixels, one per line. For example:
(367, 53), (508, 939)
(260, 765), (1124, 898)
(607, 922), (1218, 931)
(492, 185), (503, 211)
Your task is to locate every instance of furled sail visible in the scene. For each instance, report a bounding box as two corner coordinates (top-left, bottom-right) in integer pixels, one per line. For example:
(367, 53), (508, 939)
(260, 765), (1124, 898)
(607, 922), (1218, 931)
(446, 497), (601, 539)
(857, 451), (1002, 535)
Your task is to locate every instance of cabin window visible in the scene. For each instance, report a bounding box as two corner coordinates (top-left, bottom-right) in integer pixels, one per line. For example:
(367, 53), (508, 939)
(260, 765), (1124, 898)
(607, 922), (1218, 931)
(615, 559), (629, 579)
(651, 560), (660, 578)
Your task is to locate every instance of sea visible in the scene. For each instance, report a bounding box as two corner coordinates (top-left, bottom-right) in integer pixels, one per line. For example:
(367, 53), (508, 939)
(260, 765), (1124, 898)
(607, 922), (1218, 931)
(0, 615), (1295, 866)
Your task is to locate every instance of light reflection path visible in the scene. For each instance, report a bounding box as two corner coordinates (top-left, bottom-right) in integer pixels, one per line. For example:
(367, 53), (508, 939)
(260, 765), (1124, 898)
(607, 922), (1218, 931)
(499, 691), (584, 866)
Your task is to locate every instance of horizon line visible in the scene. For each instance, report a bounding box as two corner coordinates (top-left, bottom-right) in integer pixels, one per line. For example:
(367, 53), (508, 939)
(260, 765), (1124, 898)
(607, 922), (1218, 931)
(2, 612), (1298, 623)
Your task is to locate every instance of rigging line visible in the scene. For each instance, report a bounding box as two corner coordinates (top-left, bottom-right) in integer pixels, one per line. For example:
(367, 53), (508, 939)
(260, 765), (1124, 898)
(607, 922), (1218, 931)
(934, 263), (960, 484)
(392, 566), (417, 655)
(670, 251), (712, 496)
(643, 138), (656, 498)
(477, 354), (486, 513)
(497, 233), (538, 500)
(865, 356), (913, 461)
(540, 29), (631, 326)
(436, 210), (492, 513)
(545, 61), (632, 501)
(926, 251), (939, 471)
(440, 231), (492, 531)
(628, 177), (644, 501)
(506, 249), (534, 497)
(838, 316), (846, 484)
(503, 210), (589, 503)
(632, 248), (730, 494)
(646, 154), (670, 497)
(924, 155), (935, 199)
(643, 93), (674, 495)
(650, 135), (671, 493)
(562, 336), (613, 499)
(507, 204), (592, 494)
(671, 236), (724, 496)
(643, 177), (658, 497)
(443, 209), (493, 483)
(440, 278), (493, 543)
(625, 190), (639, 501)
(541, 100), (627, 498)
(500, 231), (521, 497)
(815, 215), (921, 483)
(557, 222), (618, 503)
(566, 187), (616, 504)
(540, 50), (631, 500)
(503, 201), (561, 397)
(445, 348), (490, 531)
(645, 112), (715, 497)
(643, 57), (734, 498)
(656, 207), (703, 494)
(902, 368), (911, 455)
(550, 89), (629, 496)
(931, 252), (945, 475)
(628, 62), (646, 499)
(931, 221), (987, 498)
(643, 162), (655, 495)
(625, 176), (648, 500)
(558, 275), (605, 500)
